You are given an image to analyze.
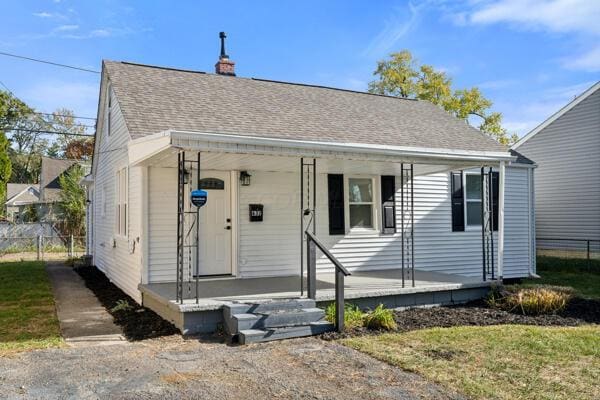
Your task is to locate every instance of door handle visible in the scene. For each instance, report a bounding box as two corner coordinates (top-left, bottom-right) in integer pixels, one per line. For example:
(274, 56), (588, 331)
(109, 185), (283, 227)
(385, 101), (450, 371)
(225, 226), (231, 230)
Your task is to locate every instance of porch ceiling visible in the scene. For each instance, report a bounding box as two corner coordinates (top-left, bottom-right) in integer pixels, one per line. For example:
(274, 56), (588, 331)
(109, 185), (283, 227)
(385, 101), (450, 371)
(133, 149), (485, 176)
(129, 130), (509, 176)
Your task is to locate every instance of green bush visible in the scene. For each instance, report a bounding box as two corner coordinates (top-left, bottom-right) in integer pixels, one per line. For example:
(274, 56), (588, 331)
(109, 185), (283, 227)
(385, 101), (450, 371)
(110, 299), (133, 313)
(487, 285), (574, 315)
(324, 303), (365, 329)
(363, 304), (397, 331)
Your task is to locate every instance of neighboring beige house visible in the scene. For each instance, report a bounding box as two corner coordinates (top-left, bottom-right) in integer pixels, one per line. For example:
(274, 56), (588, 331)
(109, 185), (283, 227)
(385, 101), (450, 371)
(5, 183), (40, 222)
(4, 157), (79, 223)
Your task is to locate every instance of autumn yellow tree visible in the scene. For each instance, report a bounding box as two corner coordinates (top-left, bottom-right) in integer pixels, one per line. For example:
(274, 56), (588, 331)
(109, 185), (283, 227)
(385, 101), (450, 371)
(369, 50), (518, 145)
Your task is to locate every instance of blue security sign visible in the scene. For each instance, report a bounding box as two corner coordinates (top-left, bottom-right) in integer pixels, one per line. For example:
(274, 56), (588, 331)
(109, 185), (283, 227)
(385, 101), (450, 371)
(191, 189), (207, 207)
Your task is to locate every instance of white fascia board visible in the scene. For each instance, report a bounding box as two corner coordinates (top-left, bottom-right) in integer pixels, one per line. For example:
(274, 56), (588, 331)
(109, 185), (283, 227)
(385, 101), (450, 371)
(168, 130), (514, 164)
(128, 133), (173, 165)
(513, 81), (600, 149)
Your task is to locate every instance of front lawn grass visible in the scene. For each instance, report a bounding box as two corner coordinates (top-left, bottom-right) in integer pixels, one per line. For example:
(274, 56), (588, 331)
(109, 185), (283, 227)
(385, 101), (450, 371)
(521, 256), (600, 299)
(0, 261), (62, 356)
(343, 324), (600, 400)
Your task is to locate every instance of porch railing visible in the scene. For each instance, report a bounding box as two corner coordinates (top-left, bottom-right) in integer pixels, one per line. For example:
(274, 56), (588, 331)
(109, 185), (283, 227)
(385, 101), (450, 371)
(305, 230), (351, 332)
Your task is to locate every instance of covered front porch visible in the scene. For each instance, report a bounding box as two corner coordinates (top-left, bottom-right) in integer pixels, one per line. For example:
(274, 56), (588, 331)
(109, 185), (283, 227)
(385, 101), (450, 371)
(129, 129), (512, 333)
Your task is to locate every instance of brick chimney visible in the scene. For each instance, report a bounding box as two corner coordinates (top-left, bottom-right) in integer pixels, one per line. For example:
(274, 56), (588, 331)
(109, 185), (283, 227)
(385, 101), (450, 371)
(215, 31), (235, 76)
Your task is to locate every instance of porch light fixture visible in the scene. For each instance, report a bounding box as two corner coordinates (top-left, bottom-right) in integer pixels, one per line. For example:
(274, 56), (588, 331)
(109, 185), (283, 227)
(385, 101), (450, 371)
(240, 171), (251, 186)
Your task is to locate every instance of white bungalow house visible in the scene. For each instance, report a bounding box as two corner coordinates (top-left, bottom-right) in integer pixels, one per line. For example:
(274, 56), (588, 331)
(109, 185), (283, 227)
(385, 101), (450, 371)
(86, 38), (536, 341)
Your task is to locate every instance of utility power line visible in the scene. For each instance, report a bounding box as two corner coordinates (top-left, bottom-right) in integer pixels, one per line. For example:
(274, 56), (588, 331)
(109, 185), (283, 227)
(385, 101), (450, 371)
(0, 51), (100, 74)
(29, 111), (97, 120)
(2, 127), (94, 137)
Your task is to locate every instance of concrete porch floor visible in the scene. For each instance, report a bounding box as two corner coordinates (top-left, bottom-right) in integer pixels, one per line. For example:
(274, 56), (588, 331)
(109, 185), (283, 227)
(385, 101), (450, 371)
(139, 269), (492, 313)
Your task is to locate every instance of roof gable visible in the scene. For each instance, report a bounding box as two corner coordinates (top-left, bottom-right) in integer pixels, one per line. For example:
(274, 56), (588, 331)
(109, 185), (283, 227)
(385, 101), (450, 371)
(103, 60), (507, 154)
(5, 184), (39, 205)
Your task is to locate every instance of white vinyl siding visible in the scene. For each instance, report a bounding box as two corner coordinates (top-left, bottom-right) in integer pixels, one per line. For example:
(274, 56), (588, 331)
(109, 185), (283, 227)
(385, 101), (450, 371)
(517, 88), (600, 247)
(91, 83), (143, 302)
(145, 166), (533, 282)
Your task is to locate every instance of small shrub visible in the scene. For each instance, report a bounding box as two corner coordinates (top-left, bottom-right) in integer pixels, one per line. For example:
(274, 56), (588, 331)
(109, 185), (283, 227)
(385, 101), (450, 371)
(363, 304), (397, 331)
(110, 299), (133, 313)
(487, 285), (574, 315)
(324, 303), (365, 329)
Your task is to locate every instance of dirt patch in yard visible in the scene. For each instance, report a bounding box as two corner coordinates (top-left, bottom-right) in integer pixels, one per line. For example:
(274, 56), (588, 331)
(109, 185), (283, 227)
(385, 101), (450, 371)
(323, 298), (600, 340)
(75, 266), (179, 340)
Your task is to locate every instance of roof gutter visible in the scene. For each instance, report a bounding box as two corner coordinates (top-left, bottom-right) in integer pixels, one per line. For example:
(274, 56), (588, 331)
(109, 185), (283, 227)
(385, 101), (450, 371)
(167, 130), (515, 163)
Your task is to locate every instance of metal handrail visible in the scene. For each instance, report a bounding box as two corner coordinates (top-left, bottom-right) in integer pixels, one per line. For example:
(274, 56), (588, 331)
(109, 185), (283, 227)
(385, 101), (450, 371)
(305, 230), (351, 276)
(305, 229), (350, 332)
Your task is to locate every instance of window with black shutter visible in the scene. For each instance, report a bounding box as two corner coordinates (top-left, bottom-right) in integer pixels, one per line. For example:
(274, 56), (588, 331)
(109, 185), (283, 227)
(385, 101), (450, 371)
(450, 171), (465, 231)
(327, 174), (345, 235)
(381, 176), (396, 234)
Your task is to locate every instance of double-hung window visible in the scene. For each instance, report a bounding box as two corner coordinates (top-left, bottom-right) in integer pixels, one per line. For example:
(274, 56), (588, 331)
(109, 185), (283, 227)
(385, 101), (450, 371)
(115, 167), (128, 237)
(450, 170), (499, 232)
(465, 174), (482, 227)
(347, 177), (375, 230)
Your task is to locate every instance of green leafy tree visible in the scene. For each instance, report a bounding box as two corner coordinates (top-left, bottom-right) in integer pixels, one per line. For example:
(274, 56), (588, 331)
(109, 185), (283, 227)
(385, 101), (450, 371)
(21, 203), (39, 222)
(369, 51), (517, 145)
(0, 133), (11, 214)
(58, 164), (86, 236)
(0, 90), (32, 212)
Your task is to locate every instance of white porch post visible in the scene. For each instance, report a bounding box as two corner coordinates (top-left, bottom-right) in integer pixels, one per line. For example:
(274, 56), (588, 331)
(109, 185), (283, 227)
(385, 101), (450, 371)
(497, 161), (506, 280)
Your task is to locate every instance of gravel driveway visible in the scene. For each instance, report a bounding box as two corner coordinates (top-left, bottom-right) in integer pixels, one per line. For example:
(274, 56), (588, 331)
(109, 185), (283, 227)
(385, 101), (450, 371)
(0, 336), (462, 400)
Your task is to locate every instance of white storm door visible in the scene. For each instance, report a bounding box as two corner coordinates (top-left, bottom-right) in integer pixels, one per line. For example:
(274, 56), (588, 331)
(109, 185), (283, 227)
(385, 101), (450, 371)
(197, 171), (232, 276)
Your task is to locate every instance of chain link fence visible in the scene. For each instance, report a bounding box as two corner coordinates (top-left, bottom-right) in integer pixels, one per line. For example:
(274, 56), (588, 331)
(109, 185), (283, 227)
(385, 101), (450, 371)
(0, 235), (86, 262)
(537, 238), (600, 263)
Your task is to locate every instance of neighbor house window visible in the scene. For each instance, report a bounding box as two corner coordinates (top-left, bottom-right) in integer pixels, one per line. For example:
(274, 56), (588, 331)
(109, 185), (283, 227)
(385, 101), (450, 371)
(115, 167), (128, 236)
(465, 173), (482, 227)
(347, 177), (375, 229)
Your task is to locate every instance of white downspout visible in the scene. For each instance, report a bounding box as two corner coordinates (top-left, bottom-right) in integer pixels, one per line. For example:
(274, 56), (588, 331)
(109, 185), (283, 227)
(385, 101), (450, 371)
(497, 161), (506, 281)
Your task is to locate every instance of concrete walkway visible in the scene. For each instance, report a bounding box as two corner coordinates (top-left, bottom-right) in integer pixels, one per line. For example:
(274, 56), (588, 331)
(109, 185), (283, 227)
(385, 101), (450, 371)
(46, 262), (125, 346)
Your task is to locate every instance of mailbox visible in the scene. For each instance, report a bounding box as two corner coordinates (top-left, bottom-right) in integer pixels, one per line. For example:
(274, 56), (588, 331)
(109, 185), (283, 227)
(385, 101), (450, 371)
(190, 190), (207, 207)
(249, 204), (264, 221)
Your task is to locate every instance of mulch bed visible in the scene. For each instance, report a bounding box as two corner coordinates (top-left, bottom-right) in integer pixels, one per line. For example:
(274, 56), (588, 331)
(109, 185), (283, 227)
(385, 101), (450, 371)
(75, 265), (179, 340)
(323, 298), (600, 340)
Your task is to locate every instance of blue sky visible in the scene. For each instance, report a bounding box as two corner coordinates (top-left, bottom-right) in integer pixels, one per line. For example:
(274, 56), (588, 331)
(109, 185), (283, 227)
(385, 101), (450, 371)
(1, 0), (599, 137)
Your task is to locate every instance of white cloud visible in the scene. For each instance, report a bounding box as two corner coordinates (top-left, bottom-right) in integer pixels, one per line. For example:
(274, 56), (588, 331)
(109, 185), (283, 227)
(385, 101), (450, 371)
(478, 79), (518, 90)
(500, 80), (596, 137)
(55, 24), (79, 32)
(448, 1), (600, 73)
(563, 45), (600, 72)
(21, 80), (99, 119)
(32, 11), (67, 20)
(468, 0), (600, 35)
(362, 2), (423, 57)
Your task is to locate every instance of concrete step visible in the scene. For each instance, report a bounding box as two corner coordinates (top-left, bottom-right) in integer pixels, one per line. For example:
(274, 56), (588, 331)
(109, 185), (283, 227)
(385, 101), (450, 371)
(223, 299), (317, 318)
(228, 307), (325, 332)
(239, 321), (334, 344)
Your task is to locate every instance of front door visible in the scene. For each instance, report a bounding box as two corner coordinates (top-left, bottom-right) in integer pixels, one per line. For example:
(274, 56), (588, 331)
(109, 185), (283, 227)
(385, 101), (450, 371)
(197, 171), (232, 276)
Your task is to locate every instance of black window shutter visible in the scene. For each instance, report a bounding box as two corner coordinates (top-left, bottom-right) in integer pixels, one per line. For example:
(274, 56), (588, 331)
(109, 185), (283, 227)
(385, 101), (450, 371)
(381, 175), (396, 234)
(490, 172), (499, 231)
(450, 171), (465, 232)
(327, 174), (345, 235)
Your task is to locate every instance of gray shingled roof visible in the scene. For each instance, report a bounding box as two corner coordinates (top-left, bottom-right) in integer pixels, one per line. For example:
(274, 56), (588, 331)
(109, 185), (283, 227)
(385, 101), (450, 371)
(104, 61), (508, 153)
(40, 157), (77, 201)
(6, 183), (38, 202)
